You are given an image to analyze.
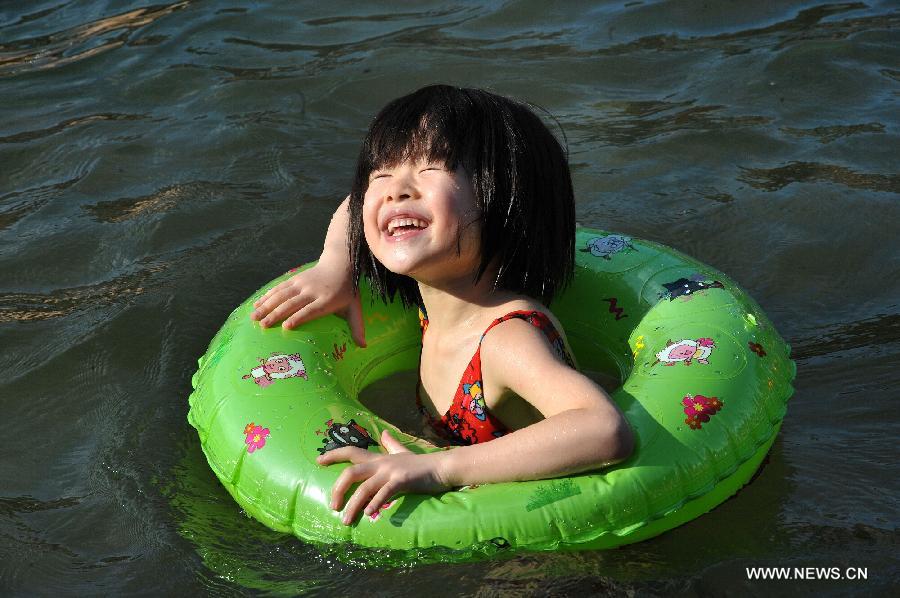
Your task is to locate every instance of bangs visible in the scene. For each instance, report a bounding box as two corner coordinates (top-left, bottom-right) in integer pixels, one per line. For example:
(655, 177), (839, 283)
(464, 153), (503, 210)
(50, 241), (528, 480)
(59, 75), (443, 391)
(360, 91), (473, 174)
(365, 118), (453, 172)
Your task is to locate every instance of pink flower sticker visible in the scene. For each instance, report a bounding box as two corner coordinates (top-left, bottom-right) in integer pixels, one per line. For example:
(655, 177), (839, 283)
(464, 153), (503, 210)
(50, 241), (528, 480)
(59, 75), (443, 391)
(244, 423), (270, 453)
(682, 394), (723, 430)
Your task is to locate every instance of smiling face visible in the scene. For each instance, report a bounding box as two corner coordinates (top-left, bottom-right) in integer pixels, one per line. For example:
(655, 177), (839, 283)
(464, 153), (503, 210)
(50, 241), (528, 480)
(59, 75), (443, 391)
(362, 160), (482, 285)
(263, 356), (290, 374)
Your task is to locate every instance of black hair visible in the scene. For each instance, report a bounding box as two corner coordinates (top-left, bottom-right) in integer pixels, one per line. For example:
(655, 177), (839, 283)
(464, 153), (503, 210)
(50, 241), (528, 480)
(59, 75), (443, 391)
(348, 84), (574, 307)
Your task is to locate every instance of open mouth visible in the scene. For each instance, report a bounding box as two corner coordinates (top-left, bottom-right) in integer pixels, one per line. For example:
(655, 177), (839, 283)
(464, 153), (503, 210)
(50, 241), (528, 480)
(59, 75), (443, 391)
(386, 217), (428, 237)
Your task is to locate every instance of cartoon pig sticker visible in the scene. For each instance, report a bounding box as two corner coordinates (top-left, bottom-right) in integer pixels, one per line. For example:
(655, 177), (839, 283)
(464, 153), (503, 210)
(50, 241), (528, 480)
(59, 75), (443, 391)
(243, 352), (308, 387)
(653, 338), (716, 366)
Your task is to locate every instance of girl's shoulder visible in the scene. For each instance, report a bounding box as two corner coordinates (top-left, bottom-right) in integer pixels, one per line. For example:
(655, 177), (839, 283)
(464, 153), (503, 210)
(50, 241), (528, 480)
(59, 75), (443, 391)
(480, 298), (573, 363)
(477, 300), (579, 409)
(487, 298), (566, 335)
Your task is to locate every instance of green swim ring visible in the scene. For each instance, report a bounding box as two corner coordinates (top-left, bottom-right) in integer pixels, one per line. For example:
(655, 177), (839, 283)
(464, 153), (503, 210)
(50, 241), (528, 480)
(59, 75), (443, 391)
(187, 228), (795, 562)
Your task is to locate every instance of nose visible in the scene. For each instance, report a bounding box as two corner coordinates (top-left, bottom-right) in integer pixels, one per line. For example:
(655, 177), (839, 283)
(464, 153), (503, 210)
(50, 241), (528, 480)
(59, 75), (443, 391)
(384, 169), (417, 202)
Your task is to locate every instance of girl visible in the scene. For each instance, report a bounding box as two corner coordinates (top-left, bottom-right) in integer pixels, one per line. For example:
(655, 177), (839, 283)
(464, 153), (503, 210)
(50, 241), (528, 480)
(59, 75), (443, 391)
(251, 85), (633, 525)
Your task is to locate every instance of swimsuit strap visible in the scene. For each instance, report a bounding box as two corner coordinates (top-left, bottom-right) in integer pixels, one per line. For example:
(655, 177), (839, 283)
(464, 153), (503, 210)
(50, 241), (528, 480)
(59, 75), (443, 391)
(477, 310), (576, 368)
(416, 308), (575, 445)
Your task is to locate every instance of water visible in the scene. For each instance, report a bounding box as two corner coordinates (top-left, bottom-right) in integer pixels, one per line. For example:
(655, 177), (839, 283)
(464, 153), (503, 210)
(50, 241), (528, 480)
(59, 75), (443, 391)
(1, 0), (898, 595)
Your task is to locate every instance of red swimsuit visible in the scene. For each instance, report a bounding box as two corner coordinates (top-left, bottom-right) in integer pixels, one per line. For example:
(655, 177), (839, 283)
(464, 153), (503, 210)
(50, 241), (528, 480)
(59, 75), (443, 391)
(415, 308), (576, 445)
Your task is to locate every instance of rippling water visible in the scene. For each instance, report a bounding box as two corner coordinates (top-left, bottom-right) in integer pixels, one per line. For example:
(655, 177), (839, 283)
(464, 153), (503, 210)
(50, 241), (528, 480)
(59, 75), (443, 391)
(1, 1), (897, 595)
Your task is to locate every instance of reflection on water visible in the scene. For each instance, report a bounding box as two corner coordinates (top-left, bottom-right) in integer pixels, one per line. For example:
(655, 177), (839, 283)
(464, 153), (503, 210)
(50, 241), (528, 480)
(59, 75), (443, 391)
(0, 2), (192, 77)
(781, 122), (885, 144)
(791, 313), (900, 360)
(1, 0), (897, 594)
(161, 437), (343, 595)
(0, 261), (166, 322)
(739, 161), (900, 193)
(572, 100), (773, 146)
(0, 113), (147, 144)
(81, 181), (256, 223)
(0, 174), (85, 230)
(598, 2), (899, 55)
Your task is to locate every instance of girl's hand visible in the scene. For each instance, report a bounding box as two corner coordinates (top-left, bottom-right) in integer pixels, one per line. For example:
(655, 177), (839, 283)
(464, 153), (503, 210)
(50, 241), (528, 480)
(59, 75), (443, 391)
(316, 430), (451, 525)
(250, 256), (366, 347)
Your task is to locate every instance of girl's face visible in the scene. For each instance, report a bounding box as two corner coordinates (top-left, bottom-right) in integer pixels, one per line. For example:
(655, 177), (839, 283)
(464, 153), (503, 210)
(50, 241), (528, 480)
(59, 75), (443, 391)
(362, 159), (481, 285)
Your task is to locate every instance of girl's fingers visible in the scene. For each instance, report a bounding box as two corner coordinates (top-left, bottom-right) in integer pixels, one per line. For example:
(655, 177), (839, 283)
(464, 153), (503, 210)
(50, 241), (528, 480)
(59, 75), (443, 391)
(260, 294), (309, 328)
(261, 292), (304, 324)
(252, 289), (271, 308)
(251, 286), (287, 320)
(283, 299), (328, 330)
(345, 293), (367, 347)
(253, 278), (301, 320)
(341, 477), (383, 525)
(254, 267), (306, 308)
(254, 281), (288, 308)
(380, 430), (411, 454)
(363, 482), (396, 517)
(317, 446), (375, 466)
(253, 289), (272, 308)
(330, 462), (374, 511)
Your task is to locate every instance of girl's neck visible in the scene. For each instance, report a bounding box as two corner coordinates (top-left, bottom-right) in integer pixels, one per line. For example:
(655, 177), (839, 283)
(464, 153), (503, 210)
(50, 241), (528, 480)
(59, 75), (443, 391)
(417, 267), (523, 333)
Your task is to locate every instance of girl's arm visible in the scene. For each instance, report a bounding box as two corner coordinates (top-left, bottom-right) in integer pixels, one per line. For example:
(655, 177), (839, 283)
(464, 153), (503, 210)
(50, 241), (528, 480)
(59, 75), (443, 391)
(318, 319), (633, 524)
(441, 318), (633, 483)
(250, 196), (366, 346)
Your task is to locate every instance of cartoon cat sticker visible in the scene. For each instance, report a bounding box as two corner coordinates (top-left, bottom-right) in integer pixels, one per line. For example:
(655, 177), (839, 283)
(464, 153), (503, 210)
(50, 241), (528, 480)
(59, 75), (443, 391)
(317, 419), (379, 455)
(581, 235), (636, 260)
(661, 276), (724, 301)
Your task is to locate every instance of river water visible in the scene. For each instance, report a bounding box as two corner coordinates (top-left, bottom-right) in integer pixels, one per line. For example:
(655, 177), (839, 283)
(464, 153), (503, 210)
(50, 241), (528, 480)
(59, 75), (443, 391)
(1, 1), (897, 595)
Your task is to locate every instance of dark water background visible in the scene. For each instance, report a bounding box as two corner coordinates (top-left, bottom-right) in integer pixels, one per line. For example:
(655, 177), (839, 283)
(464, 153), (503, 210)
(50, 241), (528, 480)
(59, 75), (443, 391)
(1, 0), (898, 595)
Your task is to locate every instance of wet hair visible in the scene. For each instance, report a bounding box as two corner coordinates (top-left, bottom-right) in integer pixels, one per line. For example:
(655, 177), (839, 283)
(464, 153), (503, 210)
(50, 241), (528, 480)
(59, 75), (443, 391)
(348, 84), (574, 307)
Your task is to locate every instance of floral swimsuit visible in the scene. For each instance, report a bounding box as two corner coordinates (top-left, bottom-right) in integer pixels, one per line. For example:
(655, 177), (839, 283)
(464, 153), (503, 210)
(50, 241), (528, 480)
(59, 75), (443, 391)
(415, 307), (576, 445)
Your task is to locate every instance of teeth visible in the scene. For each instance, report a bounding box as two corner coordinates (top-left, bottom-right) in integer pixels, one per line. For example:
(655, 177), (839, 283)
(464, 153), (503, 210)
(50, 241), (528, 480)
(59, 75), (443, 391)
(386, 217), (427, 236)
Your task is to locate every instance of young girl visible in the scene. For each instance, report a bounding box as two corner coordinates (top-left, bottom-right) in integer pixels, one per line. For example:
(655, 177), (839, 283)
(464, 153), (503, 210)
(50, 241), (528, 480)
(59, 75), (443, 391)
(251, 85), (633, 525)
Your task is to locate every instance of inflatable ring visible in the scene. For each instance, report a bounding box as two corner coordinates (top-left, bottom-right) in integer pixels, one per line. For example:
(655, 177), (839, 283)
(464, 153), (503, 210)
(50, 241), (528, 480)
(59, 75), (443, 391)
(187, 228), (795, 561)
